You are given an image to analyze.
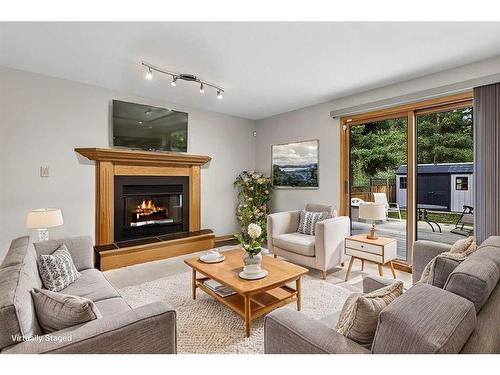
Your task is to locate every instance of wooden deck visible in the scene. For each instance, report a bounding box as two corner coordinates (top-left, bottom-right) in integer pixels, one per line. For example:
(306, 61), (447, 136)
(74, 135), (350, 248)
(351, 219), (468, 260)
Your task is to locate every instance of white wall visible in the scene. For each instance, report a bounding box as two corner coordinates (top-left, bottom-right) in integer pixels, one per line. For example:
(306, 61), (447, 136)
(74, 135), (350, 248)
(255, 102), (341, 213)
(0, 67), (255, 257)
(255, 55), (500, 215)
(451, 174), (474, 212)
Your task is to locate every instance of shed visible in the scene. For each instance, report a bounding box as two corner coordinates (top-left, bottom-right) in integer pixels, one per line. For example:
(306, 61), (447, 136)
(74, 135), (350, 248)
(396, 162), (474, 212)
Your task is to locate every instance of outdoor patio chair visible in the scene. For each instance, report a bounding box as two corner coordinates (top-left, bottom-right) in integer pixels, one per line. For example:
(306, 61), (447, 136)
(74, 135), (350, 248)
(451, 205), (474, 236)
(350, 197), (365, 206)
(373, 192), (402, 220)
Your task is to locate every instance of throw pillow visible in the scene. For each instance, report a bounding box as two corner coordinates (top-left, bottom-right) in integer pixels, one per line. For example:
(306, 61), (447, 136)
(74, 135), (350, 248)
(450, 236), (477, 255)
(297, 210), (329, 235)
(38, 244), (81, 292)
(336, 281), (404, 347)
(31, 288), (101, 333)
(419, 236), (477, 285)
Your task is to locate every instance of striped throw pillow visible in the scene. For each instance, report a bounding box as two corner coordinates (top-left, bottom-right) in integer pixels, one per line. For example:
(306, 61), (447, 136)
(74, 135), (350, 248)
(297, 210), (329, 235)
(38, 244), (81, 292)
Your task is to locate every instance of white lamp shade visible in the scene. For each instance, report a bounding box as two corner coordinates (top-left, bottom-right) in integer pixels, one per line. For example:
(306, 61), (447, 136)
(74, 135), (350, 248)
(26, 209), (64, 229)
(358, 203), (385, 222)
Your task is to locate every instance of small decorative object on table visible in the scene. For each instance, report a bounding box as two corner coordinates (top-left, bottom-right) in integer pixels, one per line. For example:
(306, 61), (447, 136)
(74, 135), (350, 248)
(199, 249), (225, 263)
(236, 223), (268, 280)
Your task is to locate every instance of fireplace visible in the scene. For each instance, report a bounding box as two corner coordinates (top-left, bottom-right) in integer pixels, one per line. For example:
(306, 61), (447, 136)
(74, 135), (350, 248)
(76, 148), (214, 270)
(114, 176), (189, 242)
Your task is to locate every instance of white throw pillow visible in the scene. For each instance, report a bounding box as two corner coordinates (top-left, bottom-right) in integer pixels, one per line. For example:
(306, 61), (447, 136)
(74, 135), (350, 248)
(37, 244), (81, 292)
(450, 236), (477, 255)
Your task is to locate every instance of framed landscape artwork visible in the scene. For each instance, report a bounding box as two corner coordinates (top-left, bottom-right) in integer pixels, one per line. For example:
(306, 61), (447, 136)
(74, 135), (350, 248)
(272, 139), (319, 189)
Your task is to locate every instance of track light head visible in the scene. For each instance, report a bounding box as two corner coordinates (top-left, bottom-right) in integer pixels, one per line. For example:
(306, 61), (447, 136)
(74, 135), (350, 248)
(171, 76), (178, 87)
(199, 83), (205, 93)
(217, 90), (223, 100)
(145, 67), (153, 80)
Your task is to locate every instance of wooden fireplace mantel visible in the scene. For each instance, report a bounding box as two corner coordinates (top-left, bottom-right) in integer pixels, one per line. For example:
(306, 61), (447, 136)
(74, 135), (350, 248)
(75, 147), (212, 251)
(75, 147), (211, 166)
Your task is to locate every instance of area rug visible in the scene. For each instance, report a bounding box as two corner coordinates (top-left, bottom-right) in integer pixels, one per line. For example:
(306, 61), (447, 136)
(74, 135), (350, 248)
(118, 271), (353, 354)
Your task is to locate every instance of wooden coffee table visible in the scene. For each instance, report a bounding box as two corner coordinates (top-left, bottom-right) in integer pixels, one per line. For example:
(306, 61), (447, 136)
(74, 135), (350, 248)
(184, 248), (308, 337)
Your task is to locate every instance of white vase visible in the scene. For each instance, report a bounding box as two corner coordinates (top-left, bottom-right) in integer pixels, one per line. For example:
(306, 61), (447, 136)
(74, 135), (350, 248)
(240, 251), (268, 280)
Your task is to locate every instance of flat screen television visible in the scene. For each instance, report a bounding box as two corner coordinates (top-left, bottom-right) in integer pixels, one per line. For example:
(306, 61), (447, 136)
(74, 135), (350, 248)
(112, 100), (188, 152)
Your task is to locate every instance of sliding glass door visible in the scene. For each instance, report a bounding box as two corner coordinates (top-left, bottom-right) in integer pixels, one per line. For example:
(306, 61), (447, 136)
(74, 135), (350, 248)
(349, 117), (408, 261)
(415, 106), (474, 244)
(340, 92), (473, 267)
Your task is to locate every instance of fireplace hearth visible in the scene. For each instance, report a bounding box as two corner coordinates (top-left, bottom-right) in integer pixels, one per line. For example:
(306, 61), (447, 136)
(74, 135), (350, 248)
(114, 176), (189, 242)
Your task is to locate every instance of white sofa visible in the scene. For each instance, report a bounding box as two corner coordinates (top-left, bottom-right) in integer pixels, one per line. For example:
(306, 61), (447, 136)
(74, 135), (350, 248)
(266, 203), (350, 279)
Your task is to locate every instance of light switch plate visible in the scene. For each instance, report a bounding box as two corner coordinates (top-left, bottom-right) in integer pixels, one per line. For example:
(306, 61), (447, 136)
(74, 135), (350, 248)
(40, 166), (49, 177)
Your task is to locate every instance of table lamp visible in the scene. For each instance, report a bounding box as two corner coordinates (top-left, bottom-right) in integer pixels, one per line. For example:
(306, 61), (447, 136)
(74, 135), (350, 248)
(26, 208), (64, 241)
(358, 202), (385, 240)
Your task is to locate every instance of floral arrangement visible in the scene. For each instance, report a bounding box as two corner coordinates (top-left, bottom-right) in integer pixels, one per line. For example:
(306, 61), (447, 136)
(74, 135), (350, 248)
(235, 223), (262, 256)
(234, 170), (273, 245)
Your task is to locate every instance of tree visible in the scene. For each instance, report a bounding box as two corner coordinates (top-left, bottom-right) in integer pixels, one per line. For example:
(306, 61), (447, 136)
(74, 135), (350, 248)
(350, 117), (407, 186)
(349, 107), (473, 187)
(416, 108), (473, 164)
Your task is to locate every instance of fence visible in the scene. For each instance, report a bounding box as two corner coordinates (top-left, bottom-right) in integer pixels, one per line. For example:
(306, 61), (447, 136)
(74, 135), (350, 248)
(351, 177), (396, 203)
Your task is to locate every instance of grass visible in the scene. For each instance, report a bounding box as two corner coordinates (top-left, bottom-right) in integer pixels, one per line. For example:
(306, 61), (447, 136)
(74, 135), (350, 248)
(388, 209), (462, 225)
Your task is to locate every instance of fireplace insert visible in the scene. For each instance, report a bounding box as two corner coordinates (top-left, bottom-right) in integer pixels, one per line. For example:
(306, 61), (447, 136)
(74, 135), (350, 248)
(114, 176), (189, 242)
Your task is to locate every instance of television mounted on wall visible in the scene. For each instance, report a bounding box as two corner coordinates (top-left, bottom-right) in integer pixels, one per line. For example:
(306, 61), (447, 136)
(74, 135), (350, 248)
(112, 100), (188, 152)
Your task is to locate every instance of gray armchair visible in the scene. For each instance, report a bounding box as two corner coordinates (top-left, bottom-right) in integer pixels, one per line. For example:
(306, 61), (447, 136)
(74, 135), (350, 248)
(267, 203), (350, 279)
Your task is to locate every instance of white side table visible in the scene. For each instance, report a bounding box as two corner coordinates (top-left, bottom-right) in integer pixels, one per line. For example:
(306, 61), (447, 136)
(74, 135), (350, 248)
(344, 234), (397, 281)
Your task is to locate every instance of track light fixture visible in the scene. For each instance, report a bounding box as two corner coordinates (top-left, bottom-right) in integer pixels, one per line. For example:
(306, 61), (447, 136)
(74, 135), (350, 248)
(142, 62), (224, 99)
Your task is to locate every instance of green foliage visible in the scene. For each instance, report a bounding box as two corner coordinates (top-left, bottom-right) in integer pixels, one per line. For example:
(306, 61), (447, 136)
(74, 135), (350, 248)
(388, 209), (462, 225)
(417, 108), (473, 164)
(350, 107), (473, 186)
(350, 117), (407, 186)
(234, 171), (273, 244)
(234, 232), (262, 256)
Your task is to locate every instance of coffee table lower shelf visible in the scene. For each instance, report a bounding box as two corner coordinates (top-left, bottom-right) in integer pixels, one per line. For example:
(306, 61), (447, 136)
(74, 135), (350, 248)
(193, 274), (301, 337)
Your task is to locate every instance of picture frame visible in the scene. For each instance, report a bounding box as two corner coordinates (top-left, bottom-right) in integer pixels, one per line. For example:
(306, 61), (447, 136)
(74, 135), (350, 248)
(271, 139), (319, 189)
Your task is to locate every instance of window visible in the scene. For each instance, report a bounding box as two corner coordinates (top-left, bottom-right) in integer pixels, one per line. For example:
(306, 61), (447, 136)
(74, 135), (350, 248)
(456, 176), (469, 191)
(400, 176), (407, 189)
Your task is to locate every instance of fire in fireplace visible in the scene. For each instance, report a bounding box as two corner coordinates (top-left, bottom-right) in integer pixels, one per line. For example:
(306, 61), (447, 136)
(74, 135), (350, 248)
(131, 199), (169, 226)
(126, 194), (182, 228)
(114, 176), (189, 242)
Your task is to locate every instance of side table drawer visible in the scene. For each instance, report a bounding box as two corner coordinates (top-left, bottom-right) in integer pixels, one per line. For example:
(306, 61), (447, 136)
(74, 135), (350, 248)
(345, 239), (382, 255)
(345, 248), (383, 263)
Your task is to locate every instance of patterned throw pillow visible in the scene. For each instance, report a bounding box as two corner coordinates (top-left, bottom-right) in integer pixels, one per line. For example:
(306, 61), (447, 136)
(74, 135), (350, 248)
(297, 210), (329, 235)
(31, 288), (101, 333)
(37, 244), (81, 292)
(336, 281), (404, 347)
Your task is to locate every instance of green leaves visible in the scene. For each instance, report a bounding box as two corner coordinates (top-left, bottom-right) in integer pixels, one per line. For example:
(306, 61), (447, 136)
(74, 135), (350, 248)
(417, 108), (473, 164)
(234, 171), (273, 245)
(350, 107), (473, 187)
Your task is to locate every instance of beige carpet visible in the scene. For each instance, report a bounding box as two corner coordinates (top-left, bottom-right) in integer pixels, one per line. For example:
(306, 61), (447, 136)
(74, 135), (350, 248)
(118, 271), (353, 354)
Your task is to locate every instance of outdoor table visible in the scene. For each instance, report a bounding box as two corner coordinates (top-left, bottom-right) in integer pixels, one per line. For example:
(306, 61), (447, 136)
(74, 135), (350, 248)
(417, 204), (448, 233)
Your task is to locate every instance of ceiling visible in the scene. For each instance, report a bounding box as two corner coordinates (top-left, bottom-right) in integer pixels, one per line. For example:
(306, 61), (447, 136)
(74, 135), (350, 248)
(1, 22), (500, 120)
